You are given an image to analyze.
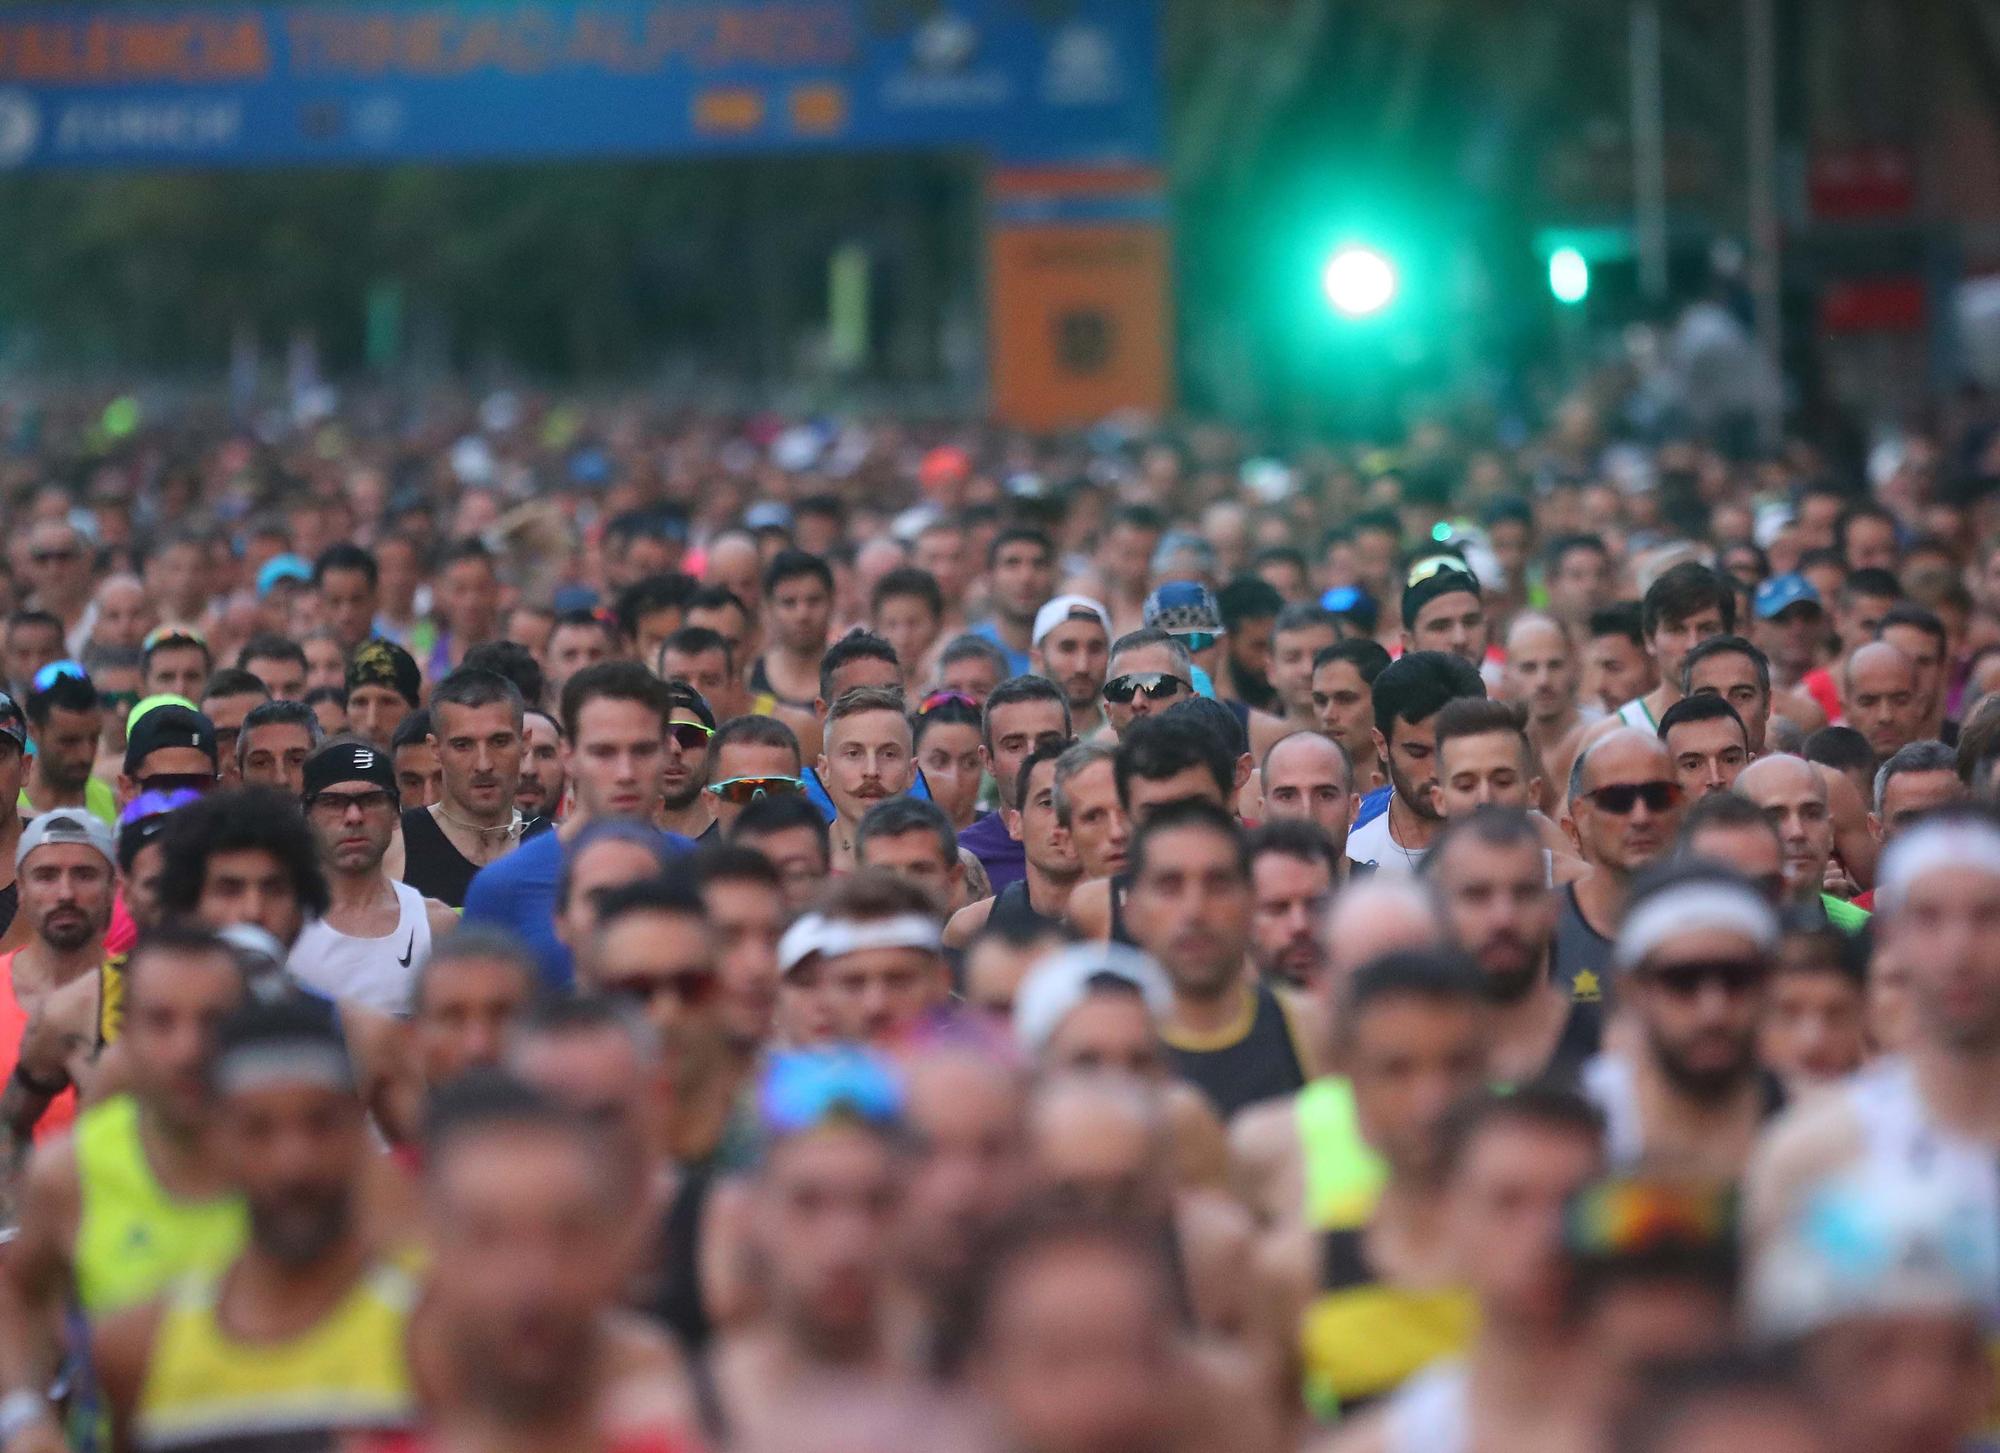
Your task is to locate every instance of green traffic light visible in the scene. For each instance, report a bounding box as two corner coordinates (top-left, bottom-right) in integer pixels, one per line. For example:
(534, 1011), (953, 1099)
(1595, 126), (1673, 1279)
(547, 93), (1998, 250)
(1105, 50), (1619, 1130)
(1321, 245), (1398, 319)
(1548, 246), (1590, 305)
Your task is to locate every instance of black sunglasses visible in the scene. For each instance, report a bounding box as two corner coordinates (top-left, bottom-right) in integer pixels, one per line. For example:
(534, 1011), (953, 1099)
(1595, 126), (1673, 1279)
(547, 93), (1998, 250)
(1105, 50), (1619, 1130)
(1640, 958), (1766, 998)
(1102, 672), (1191, 706)
(1584, 780), (1682, 815)
(667, 721), (714, 752)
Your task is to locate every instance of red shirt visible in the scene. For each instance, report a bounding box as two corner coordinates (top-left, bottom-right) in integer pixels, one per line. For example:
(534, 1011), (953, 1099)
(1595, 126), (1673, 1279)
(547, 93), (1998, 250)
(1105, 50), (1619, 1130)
(0, 950), (76, 1140)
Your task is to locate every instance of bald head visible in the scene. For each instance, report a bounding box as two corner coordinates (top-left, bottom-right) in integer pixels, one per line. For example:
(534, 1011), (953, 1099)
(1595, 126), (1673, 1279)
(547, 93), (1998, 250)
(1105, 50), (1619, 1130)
(1025, 1074), (1173, 1219)
(1504, 613), (1568, 656)
(1261, 730), (1354, 845)
(1736, 753), (1824, 808)
(1568, 727), (1683, 874)
(1322, 878), (1444, 991)
(1735, 754), (1833, 904)
(1571, 726), (1674, 804)
(1842, 641), (1925, 760)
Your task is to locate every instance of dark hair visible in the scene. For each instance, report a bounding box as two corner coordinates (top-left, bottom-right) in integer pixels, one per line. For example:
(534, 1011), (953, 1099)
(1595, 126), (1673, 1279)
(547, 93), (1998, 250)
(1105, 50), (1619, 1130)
(1641, 563), (1734, 639)
(691, 841), (784, 893)
(872, 567), (944, 622)
(1877, 602), (1946, 655)
(1835, 499), (1898, 562)
(201, 667), (272, 706)
(422, 1071), (607, 1183)
(1110, 503), (1168, 536)
(1420, 804), (1546, 878)
(431, 666), (526, 728)
(559, 660), (671, 743)
(661, 625), (732, 674)
(1246, 817), (1342, 878)
(411, 924), (541, 1016)
(6, 609), (61, 640)
(25, 668), (96, 724)
(156, 786), (331, 923)
(1435, 1080), (1604, 1178)
(1114, 713), (1234, 808)
(1544, 533), (1609, 573)
(461, 640), (545, 710)
(1676, 789), (1777, 847)
(123, 921), (243, 1005)
(987, 526), (1053, 569)
(1612, 1352), (1816, 1453)
(815, 865), (945, 924)
(857, 796), (958, 868)
(1160, 695), (1248, 760)
(1658, 692), (1747, 745)
(1217, 575), (1285, 630)
(1371, 650), (1486, 738)
(820, 632), (901, 704)
(1128, 797), (1247, 881)
(236, 633), (308, 678)
(762, 548), (834, 599)
(981, 675), (1071, 751)
(912, 693), (981, 750)
(1107, 627), (1191, 673)
(1587, 602), (1645, 649)
(1838, 567), (1902, 605)
(391, 708), (433, 753)
(593, 874), (708, 933)
(437, 537), (496, 574)
(685, 584), (750, 622)
(550, 607), (617, 643)
(709, 714), (802, 776)
(731, 791), (831, 861)
(1432, 697), (1529, 759)
(1340, 948), (1484, 1041)
(612, 572), (697, 641)
(603, 506), (688, 551)
(1873, 739), (1960, 813)
(1012, 739), (1070, 814)
(142, 628), (212, 674)
(1312, 638), (1391, 684)
(938, 633), (1012, 679)
(312, 542), (378, 589)
(1349, 508), (1400, 541)
(1803, 724), (1874, 776)
(1274, 602), (1340, 639)
(237, 699), (323, 764)
(1681, 634), (1770, 696)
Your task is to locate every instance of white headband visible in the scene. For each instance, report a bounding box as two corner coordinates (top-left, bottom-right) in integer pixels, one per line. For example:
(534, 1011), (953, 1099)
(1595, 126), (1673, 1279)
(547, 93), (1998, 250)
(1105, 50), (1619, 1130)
(1875, 819), (2000, 915)
(214, 1042), (354, 1097)
(1614, 881), (1780, 972)
(778, 911), (942, 975)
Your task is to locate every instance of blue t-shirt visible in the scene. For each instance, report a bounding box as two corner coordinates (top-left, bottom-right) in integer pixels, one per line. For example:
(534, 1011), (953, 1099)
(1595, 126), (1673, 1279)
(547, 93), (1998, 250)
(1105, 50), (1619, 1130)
(968, 621), (1032, 678)
(463, 825), (695, 992)
(958, 810), (1026, 895)
(1353, 784), (1391, 829)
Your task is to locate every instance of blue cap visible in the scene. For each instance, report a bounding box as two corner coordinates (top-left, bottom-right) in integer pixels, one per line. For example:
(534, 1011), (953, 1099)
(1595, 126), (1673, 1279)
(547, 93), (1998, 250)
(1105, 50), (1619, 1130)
(255, 554), (312, 598)
(552, 584), (601, 614)
(1143, 580), (1224, 635)
(1753, 572), (1822, 621)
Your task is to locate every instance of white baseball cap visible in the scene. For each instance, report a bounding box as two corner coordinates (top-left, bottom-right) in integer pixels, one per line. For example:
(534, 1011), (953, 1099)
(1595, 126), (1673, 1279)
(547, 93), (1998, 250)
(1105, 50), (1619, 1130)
(1013, 943), (1173, 1056)
(1031, 594), (1112, 648)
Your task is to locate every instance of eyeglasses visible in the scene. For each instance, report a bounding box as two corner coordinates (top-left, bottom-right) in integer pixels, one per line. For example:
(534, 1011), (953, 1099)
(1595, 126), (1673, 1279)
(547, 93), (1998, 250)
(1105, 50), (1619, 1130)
(99, 690), (140, 713)
(601, 967), (719, 1010)
(917, 689), (979, 714)
(1638, 958), (1766, 999)
(136, 772), (215, 798)
(760, 1048), (904, 1136)
(31, 660), (90, 694)
(667, 721), (714, 752)
(706, 775), (804, 805)
(1102, 672), (1190, 706)
(1175, 631), (1220, 653)
(142, 625), (208, 654)
(307, 788), (397, 817)
(1583, 780), (1682, 815)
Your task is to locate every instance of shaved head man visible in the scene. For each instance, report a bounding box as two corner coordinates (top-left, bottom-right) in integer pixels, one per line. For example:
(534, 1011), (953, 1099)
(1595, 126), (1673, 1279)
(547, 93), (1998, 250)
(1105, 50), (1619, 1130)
(1735, 754), (1855, 928)
(1501, 613), (1586, 760)
(1841, 641), (1925, 762)
(1559, 727), (1685, 999)
(1260, 731), (1355, 860)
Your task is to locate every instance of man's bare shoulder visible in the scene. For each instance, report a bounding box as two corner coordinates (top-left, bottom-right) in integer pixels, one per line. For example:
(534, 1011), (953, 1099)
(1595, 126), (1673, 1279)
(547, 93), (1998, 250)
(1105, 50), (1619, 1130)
(1066, 876), (1113, 939)
(1744, 1076), (1866, 1247)
(943, 895), (996, 950)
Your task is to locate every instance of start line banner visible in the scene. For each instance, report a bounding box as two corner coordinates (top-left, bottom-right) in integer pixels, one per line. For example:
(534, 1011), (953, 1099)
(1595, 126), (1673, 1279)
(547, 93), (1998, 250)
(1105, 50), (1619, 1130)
(0, 0), (1162, 170)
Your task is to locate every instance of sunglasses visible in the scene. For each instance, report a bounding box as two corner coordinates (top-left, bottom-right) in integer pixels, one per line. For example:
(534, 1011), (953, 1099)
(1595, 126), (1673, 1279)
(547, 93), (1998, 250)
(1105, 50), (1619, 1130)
(667, 721), (714, 752)
(31, 660), (90, 694)
(1639, 958), (1766, 999)
(760, 1048), (905, 1136)
(142, 625), (208, 653)
(706, 775), (803, 805)
(601, 967), (719, 1010)
(917, 689), (980, 714)
(1583, 780), (1682, 815)
(1102, 672), (1190, 706)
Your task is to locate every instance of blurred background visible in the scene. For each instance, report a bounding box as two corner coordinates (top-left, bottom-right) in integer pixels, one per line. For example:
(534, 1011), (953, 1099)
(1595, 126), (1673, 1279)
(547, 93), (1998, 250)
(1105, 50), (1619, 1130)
(0, 0), (1995, 461)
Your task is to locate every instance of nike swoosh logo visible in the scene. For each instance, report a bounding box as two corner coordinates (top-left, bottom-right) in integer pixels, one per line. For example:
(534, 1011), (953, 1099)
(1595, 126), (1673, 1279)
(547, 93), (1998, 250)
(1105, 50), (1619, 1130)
(398, 933), (414, 968)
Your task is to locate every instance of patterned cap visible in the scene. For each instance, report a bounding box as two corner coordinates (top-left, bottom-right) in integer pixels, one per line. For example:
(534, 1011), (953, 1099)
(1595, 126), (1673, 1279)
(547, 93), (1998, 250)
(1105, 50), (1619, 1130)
(346, 638), (421, 708)
(1143, 580), (1225, 637)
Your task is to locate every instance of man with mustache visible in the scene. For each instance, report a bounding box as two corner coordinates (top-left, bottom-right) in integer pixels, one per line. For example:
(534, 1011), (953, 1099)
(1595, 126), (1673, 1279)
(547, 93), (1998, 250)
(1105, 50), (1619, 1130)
(817, 687), (914, 873)
(291, 740), (458, 1016)
(403, 668), (544, 910)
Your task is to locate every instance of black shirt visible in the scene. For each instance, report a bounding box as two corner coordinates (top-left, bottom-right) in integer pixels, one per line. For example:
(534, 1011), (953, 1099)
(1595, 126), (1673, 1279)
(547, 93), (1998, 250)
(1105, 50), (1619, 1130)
(401, 806), (551, 909)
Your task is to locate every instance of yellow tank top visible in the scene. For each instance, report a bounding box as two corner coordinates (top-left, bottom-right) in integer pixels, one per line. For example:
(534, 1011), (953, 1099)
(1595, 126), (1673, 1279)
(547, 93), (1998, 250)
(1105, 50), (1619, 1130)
(1299, 1227), (1475, 1422)
(133, 1261), (416, 1452)
(1296, 1078), (1387, 1231)
(73, 1096), (246, 1318)
(97, 955), (125, 1048)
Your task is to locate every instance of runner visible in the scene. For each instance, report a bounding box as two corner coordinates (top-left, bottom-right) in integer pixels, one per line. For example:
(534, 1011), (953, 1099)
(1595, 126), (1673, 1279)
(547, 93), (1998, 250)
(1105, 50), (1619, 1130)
(401, 668), (540, 908)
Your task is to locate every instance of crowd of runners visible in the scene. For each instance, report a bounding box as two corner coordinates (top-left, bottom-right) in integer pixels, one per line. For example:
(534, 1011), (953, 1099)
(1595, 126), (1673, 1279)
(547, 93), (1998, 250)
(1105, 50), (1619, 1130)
(0, 399), (1987, 1452)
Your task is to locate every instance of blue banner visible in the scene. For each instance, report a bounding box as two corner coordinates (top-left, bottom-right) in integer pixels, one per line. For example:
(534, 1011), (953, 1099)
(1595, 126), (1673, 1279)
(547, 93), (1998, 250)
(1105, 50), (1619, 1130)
(0, 0), (1162, 170)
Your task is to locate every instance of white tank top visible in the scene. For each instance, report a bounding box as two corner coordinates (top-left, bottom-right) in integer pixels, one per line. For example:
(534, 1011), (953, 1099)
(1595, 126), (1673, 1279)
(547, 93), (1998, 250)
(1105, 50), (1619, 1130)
(1384, 1360), (1468, 1453)
(286, 880), (432, 1017)
(1843, 1057), (2000, 1245)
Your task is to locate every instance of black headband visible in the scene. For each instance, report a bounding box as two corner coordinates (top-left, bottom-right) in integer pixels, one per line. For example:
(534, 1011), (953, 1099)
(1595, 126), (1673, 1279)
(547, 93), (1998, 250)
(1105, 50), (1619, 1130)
(302, 740), (400, 802)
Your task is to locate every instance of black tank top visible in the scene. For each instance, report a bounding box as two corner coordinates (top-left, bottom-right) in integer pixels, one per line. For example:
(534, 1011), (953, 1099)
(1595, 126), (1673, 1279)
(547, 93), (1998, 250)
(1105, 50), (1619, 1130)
(1165, 982), (1307, 1120)
(0, 879), (18, 940)
(653, 1160), (714, 1356)
(1553, 881), (1615, 1005)
(990, 879), (1059, 937)
(400, 807), (548, 909)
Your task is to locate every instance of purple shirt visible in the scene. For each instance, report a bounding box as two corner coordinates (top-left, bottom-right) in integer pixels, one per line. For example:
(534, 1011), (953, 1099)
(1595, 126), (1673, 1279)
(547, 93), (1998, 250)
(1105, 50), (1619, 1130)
(958, 810), (1026, 895)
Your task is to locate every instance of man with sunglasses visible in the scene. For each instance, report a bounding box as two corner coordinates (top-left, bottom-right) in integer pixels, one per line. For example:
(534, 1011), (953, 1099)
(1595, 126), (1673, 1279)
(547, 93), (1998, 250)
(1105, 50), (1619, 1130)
(1733, 754), (1869, 934)
(114, 701), (218, 809)
(705, 716), (807, 832)
(1099, 628), (1194, 740)
(1558, 729), (1685, 1003)
(577, 879), (727, 1121)
(290, 740), (458, 1015)
(659, 681), (718, 841)
(1579, 862), (1782, 1180)
(22, 662), (115, 828)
